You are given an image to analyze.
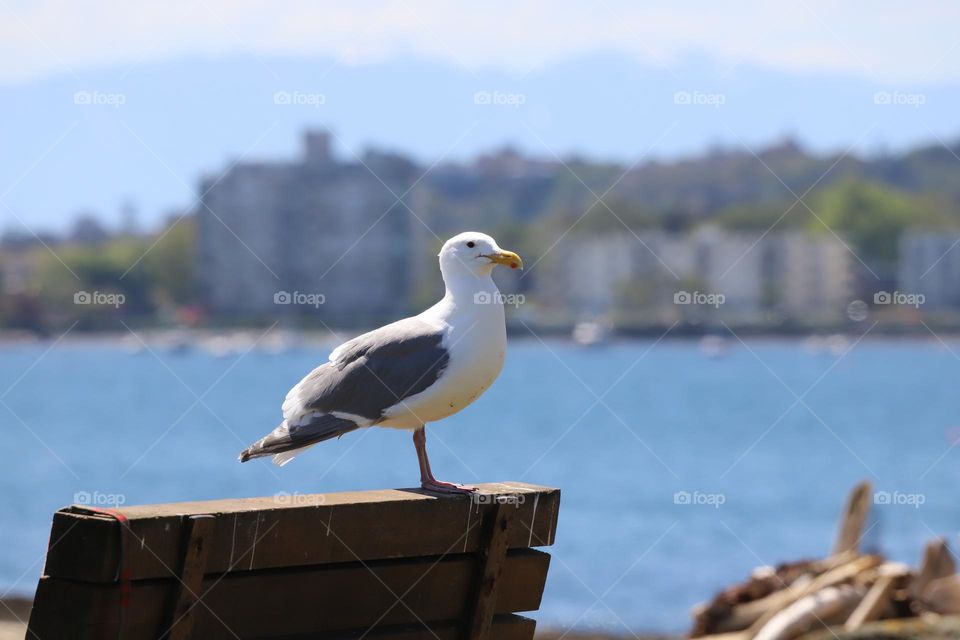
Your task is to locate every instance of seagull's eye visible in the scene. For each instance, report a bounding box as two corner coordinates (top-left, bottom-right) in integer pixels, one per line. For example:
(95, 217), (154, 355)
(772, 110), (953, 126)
(466, 241), (475, 248)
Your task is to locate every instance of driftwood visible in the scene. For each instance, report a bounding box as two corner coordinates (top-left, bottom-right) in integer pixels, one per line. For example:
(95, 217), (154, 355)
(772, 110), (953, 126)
(922, 575), (960, 615)
(910, 538), (956, 600)
(753, 585), (864, 640)
(831, 481), (872, 556)
(690, 563), (821, 635)
(844, 561), (913, 629)
(697, 576), (814, 634)
(689, 482), (960, 640)
(744, 555), (881, 637)
(689, 556), (868, 636)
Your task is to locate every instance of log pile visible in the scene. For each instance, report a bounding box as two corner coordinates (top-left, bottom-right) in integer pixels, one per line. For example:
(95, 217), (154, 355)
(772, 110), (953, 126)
(689, 482), (960, 640)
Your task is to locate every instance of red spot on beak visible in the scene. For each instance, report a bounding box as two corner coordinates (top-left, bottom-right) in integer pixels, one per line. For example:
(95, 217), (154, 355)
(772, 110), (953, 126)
(510, 262), (518, 269)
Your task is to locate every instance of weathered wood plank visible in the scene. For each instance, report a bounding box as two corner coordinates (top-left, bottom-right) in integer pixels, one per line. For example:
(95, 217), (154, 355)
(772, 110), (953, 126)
(43, 483), (560, 584)
(29, 549), (550, 639)
(466, 501), (515, 639)
(167, 514), (216, 640)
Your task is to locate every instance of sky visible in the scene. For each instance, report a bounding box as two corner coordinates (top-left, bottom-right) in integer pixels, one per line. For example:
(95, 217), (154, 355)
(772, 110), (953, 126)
(3, 0), (960, 85)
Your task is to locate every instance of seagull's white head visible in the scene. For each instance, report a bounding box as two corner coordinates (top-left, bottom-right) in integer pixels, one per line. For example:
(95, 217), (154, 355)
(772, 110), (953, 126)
(438, 232), (523, 282)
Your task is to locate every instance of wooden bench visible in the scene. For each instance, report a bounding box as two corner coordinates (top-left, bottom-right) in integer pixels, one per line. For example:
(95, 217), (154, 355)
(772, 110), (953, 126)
(27, 482), (560, 639)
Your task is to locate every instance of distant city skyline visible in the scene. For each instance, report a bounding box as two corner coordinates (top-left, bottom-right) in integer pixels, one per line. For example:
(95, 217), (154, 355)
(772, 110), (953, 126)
(186, 131), (960, 328)
(6, 129), (960, 332)
(4, 113), (959, 236)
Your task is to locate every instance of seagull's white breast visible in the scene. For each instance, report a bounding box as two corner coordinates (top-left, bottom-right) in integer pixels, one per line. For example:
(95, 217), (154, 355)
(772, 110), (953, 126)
(378, 287), (506, 429)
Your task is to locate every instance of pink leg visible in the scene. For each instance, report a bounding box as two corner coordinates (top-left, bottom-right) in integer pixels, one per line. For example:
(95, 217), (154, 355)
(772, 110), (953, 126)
(413, 427), (476, 494)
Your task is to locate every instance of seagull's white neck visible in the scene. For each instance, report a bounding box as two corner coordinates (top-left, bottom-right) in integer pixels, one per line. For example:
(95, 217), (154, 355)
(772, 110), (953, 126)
(417, 263), (502, 327)
(441, 269), (499, 301)
(420, 256), (505, 329)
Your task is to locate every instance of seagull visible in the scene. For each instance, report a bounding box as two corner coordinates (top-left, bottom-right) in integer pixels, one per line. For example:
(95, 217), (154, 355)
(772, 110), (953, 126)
(239, 232), (523, 494)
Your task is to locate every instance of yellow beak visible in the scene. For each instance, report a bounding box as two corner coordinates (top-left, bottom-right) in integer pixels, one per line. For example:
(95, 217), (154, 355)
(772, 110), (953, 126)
(485, 250), (523, 270)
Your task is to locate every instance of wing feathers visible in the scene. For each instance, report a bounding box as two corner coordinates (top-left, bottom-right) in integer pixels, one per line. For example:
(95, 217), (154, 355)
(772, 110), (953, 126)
(239, 414), (358, 463)
(240, 317), (449, 464)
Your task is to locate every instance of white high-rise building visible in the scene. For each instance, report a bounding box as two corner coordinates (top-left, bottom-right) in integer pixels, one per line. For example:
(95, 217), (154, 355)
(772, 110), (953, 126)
(898, 232), (960, 309)
(773, 232), (852, 318)
(196, 131), (418, 323)
(532, 228), (854, 323)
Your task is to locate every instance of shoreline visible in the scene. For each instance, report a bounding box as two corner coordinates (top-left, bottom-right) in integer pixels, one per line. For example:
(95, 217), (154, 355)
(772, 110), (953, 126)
(3, 328), (960, 345)
(0, 597), (31, 640)
(0, 596), (30, 622)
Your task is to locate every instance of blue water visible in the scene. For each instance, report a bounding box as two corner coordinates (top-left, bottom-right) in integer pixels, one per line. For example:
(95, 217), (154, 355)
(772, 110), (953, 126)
(1, 337), (959, 633)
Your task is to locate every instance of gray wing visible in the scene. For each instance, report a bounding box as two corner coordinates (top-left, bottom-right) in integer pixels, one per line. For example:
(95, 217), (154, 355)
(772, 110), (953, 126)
(283, 317), (450, 425)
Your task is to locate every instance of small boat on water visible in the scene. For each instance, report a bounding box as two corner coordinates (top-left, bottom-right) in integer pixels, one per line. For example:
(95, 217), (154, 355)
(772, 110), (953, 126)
(699, 335), (730, 359)
(571, 321), (610, 347)
(260, 328), (304, 354)
(802, 335), (826, 355)
(201, 333), (248, 358)
(159, 329), (195, 355)
(826, 333), (850, 356)
(803, 334), (850, 357)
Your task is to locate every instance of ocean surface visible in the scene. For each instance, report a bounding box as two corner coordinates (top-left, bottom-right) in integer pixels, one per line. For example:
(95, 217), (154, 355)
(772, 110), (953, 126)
(1, 335), (958, 633)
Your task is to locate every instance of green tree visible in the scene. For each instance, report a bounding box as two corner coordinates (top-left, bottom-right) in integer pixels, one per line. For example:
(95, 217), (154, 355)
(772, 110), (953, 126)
(808, 181), (955, 263)
(144, 218), (197, 306)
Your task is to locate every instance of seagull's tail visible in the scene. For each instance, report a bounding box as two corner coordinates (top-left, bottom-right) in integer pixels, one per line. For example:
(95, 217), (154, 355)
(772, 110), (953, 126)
(238, 415), (359, 466)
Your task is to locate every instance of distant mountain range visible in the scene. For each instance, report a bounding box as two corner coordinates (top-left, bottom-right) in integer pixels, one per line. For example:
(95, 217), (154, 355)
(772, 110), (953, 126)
(2, 52), (959, 230)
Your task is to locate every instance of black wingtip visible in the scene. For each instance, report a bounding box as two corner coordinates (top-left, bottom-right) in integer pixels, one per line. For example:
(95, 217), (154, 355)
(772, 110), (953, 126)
(238, 450), (252, 463)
